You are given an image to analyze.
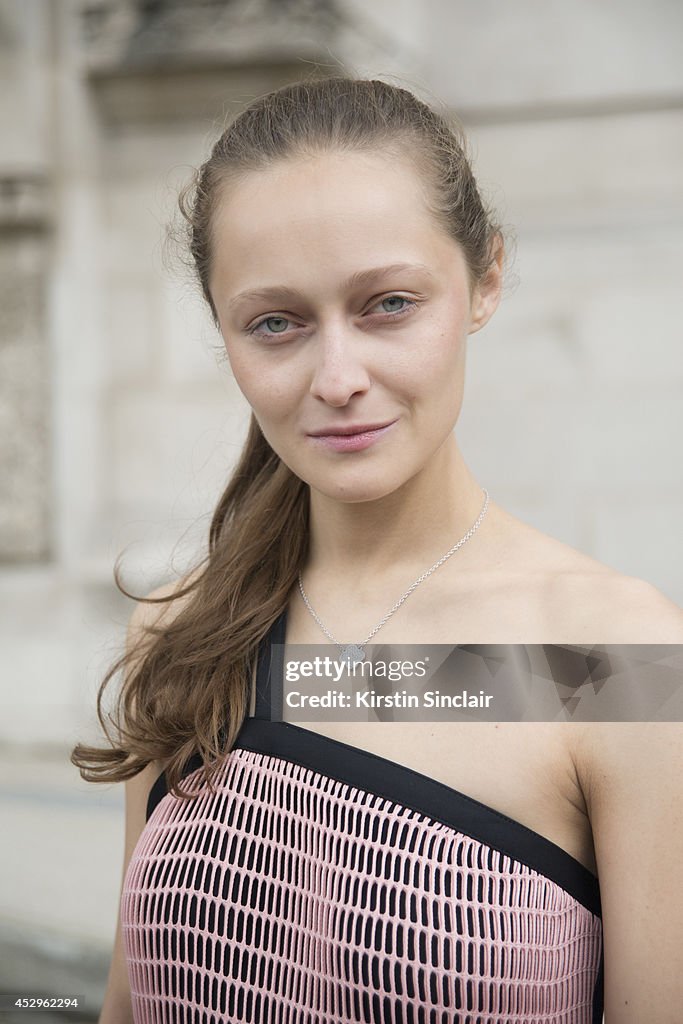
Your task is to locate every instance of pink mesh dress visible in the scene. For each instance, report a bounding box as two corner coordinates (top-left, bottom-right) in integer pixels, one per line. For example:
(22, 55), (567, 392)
(121, 612), (603, 1023)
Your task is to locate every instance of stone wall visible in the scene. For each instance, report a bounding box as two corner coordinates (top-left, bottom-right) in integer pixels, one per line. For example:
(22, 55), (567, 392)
(425, 0), (683, 597)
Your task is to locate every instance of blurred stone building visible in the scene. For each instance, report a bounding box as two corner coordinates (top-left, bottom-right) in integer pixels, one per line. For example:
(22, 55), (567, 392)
(0, 0), (681, 1016)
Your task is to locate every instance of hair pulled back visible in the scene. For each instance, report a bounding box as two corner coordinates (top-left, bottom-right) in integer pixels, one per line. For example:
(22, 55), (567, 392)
(71, 76), (502, 801)
(187, 76), (500, 323)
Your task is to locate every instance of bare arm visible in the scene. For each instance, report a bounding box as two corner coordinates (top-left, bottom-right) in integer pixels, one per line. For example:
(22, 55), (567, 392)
(588, 584), (683, 1020)
(98, 759), (163, 1023)
(579, 722), (683, 1022)
(98, 577), (194, 1022)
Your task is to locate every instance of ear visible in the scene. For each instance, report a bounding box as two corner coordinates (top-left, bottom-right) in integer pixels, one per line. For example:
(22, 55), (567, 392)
(468, 233), (504, 335)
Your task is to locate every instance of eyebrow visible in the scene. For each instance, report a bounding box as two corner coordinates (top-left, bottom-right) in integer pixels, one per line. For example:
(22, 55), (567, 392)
(226, 262), (435, 313)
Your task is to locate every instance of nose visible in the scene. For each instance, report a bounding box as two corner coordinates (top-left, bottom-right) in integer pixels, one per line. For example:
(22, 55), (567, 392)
(309, 322), (372, 407)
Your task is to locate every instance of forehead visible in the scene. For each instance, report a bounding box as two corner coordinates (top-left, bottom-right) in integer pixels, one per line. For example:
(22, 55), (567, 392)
(208, 149), (463, 303)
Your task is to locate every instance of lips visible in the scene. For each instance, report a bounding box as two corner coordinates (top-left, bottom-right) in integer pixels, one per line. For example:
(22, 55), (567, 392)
(306, 419), (398, 452)
(307, 420), (397, 437)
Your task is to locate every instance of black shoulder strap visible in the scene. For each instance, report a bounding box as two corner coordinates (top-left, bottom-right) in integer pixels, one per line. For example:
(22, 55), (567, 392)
(254, 609), (288, 722)
(146, 609), (289, 822)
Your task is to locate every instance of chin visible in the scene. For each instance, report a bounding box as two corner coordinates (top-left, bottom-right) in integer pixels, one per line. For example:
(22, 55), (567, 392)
(310, 470), (408, 504)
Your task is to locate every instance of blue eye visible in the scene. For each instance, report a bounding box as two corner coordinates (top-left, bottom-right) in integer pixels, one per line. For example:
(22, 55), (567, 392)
(250, 315), (293, 337)
(370, 295), (416, 317)
(248, 294), (415, 340)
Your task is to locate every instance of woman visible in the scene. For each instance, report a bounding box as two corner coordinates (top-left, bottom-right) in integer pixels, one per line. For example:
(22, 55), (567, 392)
(74, 77), (683, 1023)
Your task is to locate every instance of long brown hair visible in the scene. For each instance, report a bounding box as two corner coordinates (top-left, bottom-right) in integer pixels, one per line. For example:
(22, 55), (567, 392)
(70, 75), (502, 800)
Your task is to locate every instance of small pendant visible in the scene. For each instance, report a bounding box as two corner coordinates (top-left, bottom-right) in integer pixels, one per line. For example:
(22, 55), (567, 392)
(339, 644), (365, 665)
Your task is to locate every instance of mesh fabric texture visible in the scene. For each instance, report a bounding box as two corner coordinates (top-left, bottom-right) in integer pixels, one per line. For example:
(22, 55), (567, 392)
(121, 617), (603, 1023)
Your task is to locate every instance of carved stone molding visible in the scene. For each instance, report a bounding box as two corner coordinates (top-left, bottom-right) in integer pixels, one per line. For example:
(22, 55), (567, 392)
(81, 0), (347, 125)
(0, 173), (52, 561)
(81, 0), (345, 72)
(0, 174), (51, 232)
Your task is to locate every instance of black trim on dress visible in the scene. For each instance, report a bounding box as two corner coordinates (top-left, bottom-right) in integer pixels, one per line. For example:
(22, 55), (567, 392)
(146, 610), (600, 918)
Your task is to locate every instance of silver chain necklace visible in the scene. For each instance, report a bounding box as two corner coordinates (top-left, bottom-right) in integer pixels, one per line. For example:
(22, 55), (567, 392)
(298, 488), (490, 664)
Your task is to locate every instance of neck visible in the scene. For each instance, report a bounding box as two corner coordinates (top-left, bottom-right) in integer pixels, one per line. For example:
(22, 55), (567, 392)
(304, 434), (487, 586)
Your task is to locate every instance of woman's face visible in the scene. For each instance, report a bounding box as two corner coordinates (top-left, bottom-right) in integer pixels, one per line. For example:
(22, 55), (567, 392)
(209, 149), (501, 503)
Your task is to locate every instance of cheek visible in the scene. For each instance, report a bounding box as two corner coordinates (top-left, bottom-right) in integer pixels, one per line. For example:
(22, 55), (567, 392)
(394, 322), (465, 401)
(397, 326), (467, 435)
(224, 345), (292, 417)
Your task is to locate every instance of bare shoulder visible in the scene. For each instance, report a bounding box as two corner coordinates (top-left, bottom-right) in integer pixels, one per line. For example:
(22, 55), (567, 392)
(489, 503), (683, 642)
(126, 564), (205, 646)
(124, 564), (205, 767)
(549, 567), (683, 643)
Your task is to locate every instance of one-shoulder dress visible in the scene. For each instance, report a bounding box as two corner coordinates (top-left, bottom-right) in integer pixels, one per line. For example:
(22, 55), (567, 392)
(120, 612), (603, 1023)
